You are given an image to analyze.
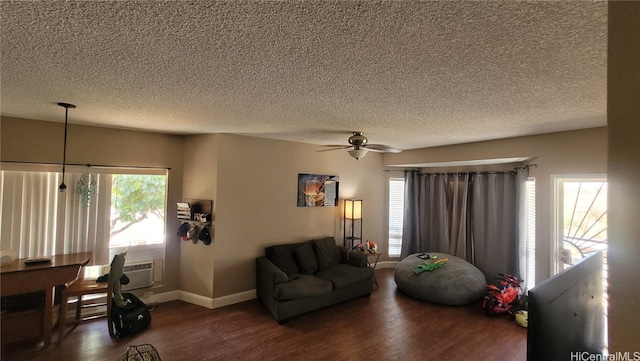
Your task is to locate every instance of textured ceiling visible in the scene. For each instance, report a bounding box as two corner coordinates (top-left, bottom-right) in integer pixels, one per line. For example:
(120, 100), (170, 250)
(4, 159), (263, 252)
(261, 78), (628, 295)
(0, 1), (607, 151)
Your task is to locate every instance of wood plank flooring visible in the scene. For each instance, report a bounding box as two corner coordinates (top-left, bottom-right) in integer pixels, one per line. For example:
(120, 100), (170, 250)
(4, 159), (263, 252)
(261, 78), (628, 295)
(1, 269), (527, 361)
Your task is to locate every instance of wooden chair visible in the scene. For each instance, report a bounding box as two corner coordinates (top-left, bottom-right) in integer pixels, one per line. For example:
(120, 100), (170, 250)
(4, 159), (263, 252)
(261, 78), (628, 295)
(58, 250), (127, 344)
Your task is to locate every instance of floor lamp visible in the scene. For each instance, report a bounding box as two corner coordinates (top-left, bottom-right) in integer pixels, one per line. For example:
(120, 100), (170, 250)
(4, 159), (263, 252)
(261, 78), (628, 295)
(344, 199), (362, 248)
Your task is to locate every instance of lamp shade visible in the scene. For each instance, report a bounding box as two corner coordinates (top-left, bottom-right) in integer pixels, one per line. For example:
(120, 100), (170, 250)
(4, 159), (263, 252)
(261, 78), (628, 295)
(344, 199), (362, 219)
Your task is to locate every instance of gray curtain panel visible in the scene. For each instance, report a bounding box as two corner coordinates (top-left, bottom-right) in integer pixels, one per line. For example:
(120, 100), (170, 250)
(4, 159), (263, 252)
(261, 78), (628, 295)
(401, 170), (521, 283)
(401, 172), (452, 258)
(447, 173), (471, 259)
(470, 172), (518, 283)
(400, 171), (421, 259)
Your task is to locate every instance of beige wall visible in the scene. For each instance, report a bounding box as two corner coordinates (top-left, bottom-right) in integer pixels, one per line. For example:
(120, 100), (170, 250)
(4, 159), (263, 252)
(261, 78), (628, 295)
(0, 117), (389, 299)
(1, 116), (613, 300)
(0, 116), (185, 293)
(180, 134), (219, 298)
(179, 133), (386, 298)
(608, 2), (640, 351)
(383, 127), (608, 284)
(212, 134), (385, 297)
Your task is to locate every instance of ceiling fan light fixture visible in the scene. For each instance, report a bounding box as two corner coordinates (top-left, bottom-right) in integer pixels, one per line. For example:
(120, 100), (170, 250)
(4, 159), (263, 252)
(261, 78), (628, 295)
(319, 131), (399, 160)
(348, 148), (368, 160)
(348, 132), (368, 146)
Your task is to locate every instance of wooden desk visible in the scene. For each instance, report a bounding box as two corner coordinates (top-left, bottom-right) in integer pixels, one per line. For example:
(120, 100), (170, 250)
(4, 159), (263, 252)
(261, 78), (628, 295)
(1, 252), (91, 347)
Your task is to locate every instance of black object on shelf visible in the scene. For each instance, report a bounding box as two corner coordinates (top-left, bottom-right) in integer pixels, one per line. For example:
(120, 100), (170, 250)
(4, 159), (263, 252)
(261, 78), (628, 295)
(177, 199), (213, 245)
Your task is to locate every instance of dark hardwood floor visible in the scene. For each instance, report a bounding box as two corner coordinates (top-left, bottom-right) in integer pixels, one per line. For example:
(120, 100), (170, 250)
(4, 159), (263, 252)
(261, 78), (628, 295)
(1, 269), (526, 361)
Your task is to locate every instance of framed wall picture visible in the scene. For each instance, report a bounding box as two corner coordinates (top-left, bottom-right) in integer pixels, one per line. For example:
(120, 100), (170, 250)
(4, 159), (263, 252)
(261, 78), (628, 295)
(297, 173), (339, 207)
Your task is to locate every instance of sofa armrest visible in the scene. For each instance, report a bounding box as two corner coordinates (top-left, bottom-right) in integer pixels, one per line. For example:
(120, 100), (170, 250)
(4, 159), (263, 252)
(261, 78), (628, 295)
(339, 246), (368, 268)
(256, 257), (289, 306)
(257, 257), (289, 286)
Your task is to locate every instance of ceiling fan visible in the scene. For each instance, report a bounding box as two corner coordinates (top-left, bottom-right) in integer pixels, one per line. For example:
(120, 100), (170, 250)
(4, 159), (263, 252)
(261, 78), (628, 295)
(319, 132), (402, 160)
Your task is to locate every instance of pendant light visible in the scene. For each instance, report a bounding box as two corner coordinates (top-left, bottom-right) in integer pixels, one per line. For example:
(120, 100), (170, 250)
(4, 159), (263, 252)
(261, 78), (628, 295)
(58, 102), (76, 192)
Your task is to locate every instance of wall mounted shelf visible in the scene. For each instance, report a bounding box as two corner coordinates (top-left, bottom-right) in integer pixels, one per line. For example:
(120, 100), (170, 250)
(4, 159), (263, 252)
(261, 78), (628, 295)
(177, 198), (213, 224)
(177, 198), (213, 244)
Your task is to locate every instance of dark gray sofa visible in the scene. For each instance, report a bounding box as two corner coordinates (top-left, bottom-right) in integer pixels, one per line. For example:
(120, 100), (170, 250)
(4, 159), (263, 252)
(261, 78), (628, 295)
(256, 236), (374, 323)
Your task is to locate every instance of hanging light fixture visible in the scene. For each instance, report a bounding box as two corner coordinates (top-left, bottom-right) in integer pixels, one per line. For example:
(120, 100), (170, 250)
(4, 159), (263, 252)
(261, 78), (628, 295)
(347, 147), (368, 160)
(58, 102), (76, 192)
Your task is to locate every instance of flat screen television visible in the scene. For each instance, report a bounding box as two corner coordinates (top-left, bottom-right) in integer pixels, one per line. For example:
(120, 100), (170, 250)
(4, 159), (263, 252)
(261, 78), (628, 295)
(527, 251), (605, 361)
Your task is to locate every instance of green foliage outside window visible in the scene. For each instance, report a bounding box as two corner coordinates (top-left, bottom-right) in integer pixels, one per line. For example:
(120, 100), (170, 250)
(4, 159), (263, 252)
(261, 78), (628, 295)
(111, 174), (166, 237)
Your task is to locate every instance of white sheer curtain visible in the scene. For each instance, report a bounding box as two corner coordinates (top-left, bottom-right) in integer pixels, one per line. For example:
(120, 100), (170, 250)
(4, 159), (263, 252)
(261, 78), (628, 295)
(0, 165), (111, 264)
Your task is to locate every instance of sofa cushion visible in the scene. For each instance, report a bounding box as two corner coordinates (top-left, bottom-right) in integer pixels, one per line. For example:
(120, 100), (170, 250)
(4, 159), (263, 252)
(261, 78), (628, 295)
(312, 237), (341, 271)
(265, 243), (302, 276)
(294, 243), (318, 274)
(315, 263), (374, 289)
(274, 275), (333, 301)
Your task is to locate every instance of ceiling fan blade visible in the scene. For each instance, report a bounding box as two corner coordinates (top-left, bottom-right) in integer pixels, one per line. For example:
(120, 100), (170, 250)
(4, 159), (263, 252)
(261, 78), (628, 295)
(365, 144), (402, 153)
(317, 145), (352, 152)
(363, 148), (385, 153)
(316, 132), (401, 156)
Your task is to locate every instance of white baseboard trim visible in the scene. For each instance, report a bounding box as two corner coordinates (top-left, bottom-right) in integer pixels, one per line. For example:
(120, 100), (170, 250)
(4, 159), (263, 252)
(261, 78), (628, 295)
(142, 289), (257, 310)
(212, 289), (256, 309)
(179, 291), (215, 309)
(377, 260), (399, 269)
(141, 263), (396, 309)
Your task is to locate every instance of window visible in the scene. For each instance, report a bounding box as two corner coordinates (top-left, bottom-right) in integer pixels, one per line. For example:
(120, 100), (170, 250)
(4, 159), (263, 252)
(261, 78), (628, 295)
(553, 176), (607, 274)
(524, 177), (536, 289)
(553, 175), (608, 351)
(110, 174), (167, 248)
(388, 173), (536, 287)
(0, 164), (167, 263)
(388, 178), (405, 257)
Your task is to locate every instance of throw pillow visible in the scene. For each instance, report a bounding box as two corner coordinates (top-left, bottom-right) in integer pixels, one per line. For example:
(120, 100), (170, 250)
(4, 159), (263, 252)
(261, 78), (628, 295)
(312, 237), (341, 271)
(294, 243), (318, 274)
(265, 243), (302, 275)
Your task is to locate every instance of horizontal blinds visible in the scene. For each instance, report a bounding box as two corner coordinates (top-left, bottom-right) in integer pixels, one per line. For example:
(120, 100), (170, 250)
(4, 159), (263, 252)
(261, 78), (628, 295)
(388, 178), (405, 257)
(525, 177), (536, 290)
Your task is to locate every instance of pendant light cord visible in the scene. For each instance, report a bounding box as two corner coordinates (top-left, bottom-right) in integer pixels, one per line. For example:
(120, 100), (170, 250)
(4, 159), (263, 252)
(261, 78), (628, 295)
(61, 106), (68, 187)
(57, 102), (76, 191)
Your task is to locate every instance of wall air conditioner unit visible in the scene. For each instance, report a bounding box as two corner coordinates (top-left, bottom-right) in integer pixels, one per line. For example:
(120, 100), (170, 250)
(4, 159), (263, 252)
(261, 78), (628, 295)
(122, 261), (154, 290)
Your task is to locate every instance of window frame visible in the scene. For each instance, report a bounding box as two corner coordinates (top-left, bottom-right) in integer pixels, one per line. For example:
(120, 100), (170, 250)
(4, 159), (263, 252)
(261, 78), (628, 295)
(1, 162), (168, 260)
(108, 172), (168, 249)
(388, 177), (405, 257)
(551, 174), (607, 276)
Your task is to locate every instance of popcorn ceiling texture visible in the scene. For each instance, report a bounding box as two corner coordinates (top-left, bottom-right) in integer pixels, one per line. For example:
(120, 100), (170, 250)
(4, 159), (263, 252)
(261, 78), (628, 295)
(0, 1), (607, 150)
